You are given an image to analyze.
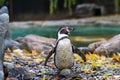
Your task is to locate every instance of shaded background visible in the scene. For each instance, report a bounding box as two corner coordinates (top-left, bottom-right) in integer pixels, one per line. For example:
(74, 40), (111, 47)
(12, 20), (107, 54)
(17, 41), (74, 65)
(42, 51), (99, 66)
(6, 0), (118, 21)
(0, 0), (120, 47)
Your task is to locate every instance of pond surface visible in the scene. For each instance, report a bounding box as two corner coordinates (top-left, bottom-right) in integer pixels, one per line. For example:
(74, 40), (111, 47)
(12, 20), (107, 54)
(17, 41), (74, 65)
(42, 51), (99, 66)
(10, 25), (120, 47)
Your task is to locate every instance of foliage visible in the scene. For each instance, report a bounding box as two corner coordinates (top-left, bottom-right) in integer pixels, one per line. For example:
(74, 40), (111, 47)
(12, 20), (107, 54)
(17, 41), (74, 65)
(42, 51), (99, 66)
(49, 0), (120, 15)
(114, 0), (120, 13)
(49, 0), (76, 15)
(112, 53), (120, 62)
(0, 0), (5, 7)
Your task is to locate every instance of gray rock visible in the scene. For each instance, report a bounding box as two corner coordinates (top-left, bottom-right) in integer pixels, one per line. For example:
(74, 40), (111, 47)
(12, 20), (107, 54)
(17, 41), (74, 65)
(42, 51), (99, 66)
(59, 69), (73, 77)
(16, 34), (56, 53)
(78, 47), (93, 54)
(0, 13), (9, 24)
(88, 34), (120, 55)
(0, 10), (22, 49)
(0, 26), (6, 80)
(5, 39), (23, 49)
(0, 71), (4, 80)
(88, 41), (106, 51)
(0, 6), (22, 80)
(0, 13), (10, 41)
(0, 6), (8, 14)
(3, 62), (14, 69)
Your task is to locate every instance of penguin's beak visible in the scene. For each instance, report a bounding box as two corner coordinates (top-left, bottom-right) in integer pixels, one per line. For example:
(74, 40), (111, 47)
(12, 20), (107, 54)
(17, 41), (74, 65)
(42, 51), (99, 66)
(66, 27), (74, 33)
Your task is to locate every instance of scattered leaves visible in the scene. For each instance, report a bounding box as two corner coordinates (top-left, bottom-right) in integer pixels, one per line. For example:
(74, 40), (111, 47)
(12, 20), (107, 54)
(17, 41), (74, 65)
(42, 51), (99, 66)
(106, 63), (119, 68)
(102, 72), (111, 79)
(3, 48), (120, 79)
(112, 53), (120, 62)
(86, 52), (99, 61)
(41, 76), (46, 80)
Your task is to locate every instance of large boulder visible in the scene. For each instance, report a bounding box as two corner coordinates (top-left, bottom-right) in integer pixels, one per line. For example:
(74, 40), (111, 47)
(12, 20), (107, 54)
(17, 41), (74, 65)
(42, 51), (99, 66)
(16, 34), (56, 54)
(0, 6), (8, 14)
(88, 34), (120, 55)
(0, 26), (6, 80)
(0, 6), (22, 49)
(0, 6), (22, 80)
(0, 6), (10, 80)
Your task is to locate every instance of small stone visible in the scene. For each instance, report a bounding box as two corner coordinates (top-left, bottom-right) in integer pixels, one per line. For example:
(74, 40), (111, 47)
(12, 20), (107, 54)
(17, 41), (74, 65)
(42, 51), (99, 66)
(59, 69), (73, 77)
(3, 62), (14, 69)
(88, 77), (96, 80)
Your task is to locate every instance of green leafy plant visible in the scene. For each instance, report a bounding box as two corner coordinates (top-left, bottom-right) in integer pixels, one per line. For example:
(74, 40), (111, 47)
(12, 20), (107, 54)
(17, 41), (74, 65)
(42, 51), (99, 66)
(114, 0), (120, 13)
(49, 0), (77, 15)
(49, 0), (58, 15)
(49, 0), (120, 15)
(0, 0), (5, 7)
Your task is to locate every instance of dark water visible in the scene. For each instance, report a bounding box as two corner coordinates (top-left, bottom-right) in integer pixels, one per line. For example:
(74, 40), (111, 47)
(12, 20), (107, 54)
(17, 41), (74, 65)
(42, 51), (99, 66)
(10, 25), (120, 47)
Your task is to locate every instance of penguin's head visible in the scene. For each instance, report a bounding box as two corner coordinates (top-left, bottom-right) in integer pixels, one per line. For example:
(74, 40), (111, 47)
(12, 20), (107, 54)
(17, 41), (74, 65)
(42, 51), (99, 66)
(57, 27), (74, 39)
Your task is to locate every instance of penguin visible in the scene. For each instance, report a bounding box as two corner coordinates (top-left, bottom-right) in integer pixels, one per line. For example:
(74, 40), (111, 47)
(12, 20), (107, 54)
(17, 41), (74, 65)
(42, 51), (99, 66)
(44, 27), (86, 71)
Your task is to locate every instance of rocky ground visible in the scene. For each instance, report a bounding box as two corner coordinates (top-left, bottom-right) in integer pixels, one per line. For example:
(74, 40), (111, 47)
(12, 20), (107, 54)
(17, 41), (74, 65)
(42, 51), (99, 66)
(4, 48), (120, 80)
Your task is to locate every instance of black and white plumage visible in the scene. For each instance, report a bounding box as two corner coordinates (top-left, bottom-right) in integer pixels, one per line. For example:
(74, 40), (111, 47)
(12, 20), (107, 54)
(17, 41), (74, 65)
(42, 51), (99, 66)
(44, 27), (86, 70)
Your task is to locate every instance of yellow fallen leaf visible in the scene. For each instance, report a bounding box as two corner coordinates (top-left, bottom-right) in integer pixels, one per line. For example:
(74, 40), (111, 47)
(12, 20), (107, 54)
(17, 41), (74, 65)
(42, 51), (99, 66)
(86, 53), (100, 62)
(73, 54), (84, 62)
(84, 68), (92, 73)
(34, 58), (45, 63)
(67, 78), (72, 80)
(27, 60), (33, 64)
(32, 50), (39, 56)
(41, 76), (46, 80)
(4, 55), (13, 62)
(74, 54), (81, 59)
(15, 63), (21, 67)
(91, 62), (98, 68)
(112, 54), (120, 62)
(106, 63), (119, 68)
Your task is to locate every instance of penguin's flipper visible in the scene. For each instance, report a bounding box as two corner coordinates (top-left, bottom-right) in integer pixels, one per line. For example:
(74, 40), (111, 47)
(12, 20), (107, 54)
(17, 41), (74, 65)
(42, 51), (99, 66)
(72, 45), (86, 62)
(44, 48), (55, 66)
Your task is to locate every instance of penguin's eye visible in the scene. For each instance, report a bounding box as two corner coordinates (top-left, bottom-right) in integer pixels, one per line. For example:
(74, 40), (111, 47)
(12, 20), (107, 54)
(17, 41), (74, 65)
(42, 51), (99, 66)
(60, 29), (68, 34)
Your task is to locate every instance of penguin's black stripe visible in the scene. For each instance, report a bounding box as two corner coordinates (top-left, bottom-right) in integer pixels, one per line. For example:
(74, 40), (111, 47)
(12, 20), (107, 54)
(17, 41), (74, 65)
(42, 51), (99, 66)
(57, 36), (69, 42)
(55, 36), (69, 52)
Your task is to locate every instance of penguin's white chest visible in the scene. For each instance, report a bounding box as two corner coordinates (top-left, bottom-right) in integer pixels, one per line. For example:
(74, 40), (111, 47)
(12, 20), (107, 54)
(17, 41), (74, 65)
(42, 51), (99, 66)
(55, 38), (74, 70)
